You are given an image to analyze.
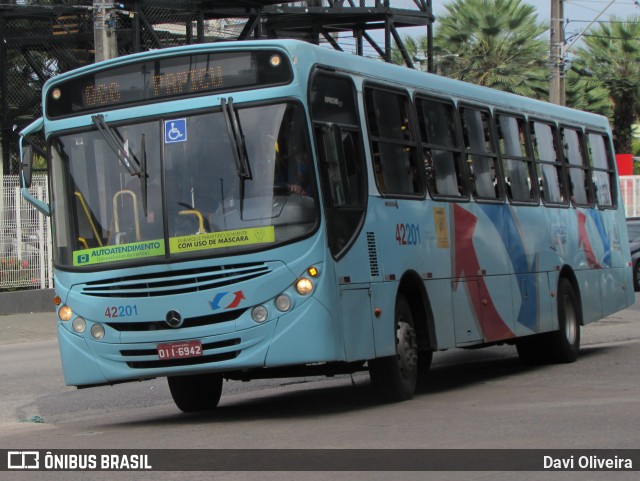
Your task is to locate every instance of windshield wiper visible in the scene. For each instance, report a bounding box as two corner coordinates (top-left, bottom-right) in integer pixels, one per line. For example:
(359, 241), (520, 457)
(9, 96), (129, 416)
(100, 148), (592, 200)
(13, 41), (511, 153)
(139, 133), (148, 216)
(221, 97), (252, 179)
(92, 114), (141, 177)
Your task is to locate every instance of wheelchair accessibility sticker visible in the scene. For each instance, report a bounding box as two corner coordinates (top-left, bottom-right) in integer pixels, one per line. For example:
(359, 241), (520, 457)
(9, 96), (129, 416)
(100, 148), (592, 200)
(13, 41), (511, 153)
(164, 119), (187, 144)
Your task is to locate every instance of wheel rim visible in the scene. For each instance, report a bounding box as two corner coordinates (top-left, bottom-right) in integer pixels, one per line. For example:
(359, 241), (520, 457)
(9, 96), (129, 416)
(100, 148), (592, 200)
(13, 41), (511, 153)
(396, 321), (418, 382)
(563, 294), (577, 345)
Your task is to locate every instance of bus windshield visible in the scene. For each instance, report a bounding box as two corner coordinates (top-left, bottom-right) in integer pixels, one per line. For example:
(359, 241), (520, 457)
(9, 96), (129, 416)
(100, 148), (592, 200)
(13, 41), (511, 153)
(50, 101), (317, 268)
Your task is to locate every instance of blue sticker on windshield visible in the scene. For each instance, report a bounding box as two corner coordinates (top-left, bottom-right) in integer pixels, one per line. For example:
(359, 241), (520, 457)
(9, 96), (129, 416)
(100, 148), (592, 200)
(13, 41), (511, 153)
(164, 119), (187, 144)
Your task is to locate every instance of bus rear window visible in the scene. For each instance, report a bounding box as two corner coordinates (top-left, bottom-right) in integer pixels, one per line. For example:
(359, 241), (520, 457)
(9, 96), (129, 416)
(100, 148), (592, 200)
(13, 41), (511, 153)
(46, 50), (293, 118)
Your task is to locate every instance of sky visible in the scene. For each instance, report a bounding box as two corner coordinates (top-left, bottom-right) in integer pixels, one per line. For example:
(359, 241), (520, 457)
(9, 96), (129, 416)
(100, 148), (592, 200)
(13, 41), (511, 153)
(432, 0), (638, 20)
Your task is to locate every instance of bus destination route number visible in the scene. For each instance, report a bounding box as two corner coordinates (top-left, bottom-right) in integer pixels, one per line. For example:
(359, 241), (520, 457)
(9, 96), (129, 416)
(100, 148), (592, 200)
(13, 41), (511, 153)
(157, 341), (203, 360)
(395, 223), (421, 246)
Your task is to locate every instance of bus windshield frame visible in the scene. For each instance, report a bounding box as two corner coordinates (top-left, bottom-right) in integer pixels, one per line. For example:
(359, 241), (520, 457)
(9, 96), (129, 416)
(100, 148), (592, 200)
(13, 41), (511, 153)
(49, 99), (319, 270)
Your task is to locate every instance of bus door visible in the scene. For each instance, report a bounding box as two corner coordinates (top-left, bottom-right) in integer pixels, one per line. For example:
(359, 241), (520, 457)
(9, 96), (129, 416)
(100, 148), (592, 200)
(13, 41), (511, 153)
(457, 106), (516, 343)
(310, 71), (376, 361)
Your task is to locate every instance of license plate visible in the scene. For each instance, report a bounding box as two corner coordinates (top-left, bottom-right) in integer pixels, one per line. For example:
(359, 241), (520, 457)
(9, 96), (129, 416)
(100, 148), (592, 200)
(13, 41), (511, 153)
(157, 340), (203, 360)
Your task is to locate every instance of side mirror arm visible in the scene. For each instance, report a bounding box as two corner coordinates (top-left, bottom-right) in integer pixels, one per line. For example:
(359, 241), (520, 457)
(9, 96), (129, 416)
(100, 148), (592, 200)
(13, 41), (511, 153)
(21, 187), (51, 216)
(19, 118), (51, 216)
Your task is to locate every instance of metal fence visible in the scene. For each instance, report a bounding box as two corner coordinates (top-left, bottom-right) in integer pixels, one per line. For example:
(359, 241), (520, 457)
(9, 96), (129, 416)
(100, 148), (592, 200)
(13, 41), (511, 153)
(620, 176), (640, 218)
(0, 174), (52, 291)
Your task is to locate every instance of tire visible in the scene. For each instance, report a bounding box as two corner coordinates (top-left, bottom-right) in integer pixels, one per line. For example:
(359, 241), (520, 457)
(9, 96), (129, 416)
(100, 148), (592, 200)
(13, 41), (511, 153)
(634, 261), (640, 292)
(167, 373), (223, 413)
(549, 278), (581, 363)
(515, 334), (550, 364)
(417, 350), (433, 385)
(369, 295), (419, 402)
(516, 278), (580, 365)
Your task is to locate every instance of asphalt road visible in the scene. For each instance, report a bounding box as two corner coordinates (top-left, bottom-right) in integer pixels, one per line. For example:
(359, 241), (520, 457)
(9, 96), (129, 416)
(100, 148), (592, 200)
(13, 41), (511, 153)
(1, 296), (639, 481)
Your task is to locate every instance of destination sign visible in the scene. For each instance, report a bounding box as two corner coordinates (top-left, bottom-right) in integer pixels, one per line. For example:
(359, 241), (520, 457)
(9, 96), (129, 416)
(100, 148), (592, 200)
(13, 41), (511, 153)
(46, 50), (292, 118)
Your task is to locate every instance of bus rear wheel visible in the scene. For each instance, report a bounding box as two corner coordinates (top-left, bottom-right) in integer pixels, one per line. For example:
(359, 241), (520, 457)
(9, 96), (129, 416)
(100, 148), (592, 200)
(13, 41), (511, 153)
(369, 295), (418, 402)
(167, 373), (223, 412)
(549, 278), (581, 363)
(516, 278), (580, 364)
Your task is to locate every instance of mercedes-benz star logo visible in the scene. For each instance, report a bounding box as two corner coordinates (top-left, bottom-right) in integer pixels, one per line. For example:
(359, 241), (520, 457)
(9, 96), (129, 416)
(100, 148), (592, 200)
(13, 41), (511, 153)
(165, 310), (183, 328)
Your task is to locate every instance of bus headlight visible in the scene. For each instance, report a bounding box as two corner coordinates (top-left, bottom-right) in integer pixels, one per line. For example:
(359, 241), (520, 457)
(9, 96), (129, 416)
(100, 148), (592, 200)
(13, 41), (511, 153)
(251, 305), (268, 323)
(72, 317), (86, 333)
(275, 294), (292, 312)
(58, 305), (73, 322)
(90, 323), (105, 340)
(295, 278), (313, 296)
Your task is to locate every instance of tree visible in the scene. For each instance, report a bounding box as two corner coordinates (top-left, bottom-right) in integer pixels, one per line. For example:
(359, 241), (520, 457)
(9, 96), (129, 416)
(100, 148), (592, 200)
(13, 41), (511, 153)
(432, 0), (548, 98)
(564, 71), (612, 120)
(390, 0), (611, 117)
(573, 16), (640, 154)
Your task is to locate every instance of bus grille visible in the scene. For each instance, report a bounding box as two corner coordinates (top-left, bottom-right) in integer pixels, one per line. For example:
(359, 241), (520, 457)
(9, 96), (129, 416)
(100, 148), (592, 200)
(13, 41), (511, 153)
(80, 262), (270, 298)
(367, 232), (380, 277)
(107, 310), (243, 332)
(121, 339), (241, 369)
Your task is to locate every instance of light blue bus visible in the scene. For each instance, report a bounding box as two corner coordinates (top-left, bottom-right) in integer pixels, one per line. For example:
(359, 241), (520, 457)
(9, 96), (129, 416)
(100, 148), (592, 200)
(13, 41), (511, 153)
(20, 39), (634, 411)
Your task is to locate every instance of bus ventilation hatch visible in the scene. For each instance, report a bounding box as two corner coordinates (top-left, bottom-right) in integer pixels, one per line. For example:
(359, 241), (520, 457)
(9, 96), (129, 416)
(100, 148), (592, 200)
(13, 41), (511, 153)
(79, 262), (271, 298)
(367, 232), (380, 277)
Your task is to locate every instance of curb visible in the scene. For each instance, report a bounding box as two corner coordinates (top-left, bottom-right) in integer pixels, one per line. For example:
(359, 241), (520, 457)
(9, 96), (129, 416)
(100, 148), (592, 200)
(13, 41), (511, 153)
(0, 289), (56, 316)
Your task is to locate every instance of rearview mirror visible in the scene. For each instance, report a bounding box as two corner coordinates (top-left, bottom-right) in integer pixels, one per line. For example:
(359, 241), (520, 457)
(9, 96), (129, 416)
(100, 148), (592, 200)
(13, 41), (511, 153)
(21, 144), (34, 188)
(18, 117), (49, 216)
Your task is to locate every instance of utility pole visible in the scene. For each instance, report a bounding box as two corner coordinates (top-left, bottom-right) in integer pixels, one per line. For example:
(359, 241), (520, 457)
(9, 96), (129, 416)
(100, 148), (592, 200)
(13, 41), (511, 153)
(549, 0), (565, 105)
(94, 1), (118, 62)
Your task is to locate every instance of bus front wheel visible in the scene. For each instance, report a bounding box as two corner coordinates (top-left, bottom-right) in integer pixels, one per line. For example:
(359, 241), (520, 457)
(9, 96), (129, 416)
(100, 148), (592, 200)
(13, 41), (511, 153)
(368, 295), (418, 402)
(167, 373), (223, 412)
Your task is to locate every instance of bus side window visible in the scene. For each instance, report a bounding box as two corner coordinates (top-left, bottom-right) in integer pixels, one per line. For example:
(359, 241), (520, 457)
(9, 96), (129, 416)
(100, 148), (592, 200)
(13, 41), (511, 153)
(561, 127), (593, 206)
(496, 113), (537, 203)
(364, 86), (423, 197)
(530, 121), (568, 205)
(416, 97), (466, 198)
(460, 107), (502, 200)
(586, 132), (616, 208)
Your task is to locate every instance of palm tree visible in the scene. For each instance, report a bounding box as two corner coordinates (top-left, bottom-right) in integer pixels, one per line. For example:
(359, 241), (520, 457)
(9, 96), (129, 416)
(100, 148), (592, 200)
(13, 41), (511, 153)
(564, 71), (612, 120)
(573, 16), (640, 154)
(390, 0), (611, 116)
(433, 0), (548, 98)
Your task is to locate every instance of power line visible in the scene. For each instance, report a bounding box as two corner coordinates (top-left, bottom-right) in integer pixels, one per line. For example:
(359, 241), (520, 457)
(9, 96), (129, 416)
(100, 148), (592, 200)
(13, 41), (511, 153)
(582, 32), (640, 39)
(567, 19), (640, 23)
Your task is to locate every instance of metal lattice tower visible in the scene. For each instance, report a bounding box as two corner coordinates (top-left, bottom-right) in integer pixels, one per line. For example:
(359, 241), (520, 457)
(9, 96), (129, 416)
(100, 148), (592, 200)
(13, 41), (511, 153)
(0, 0), (433, 174)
